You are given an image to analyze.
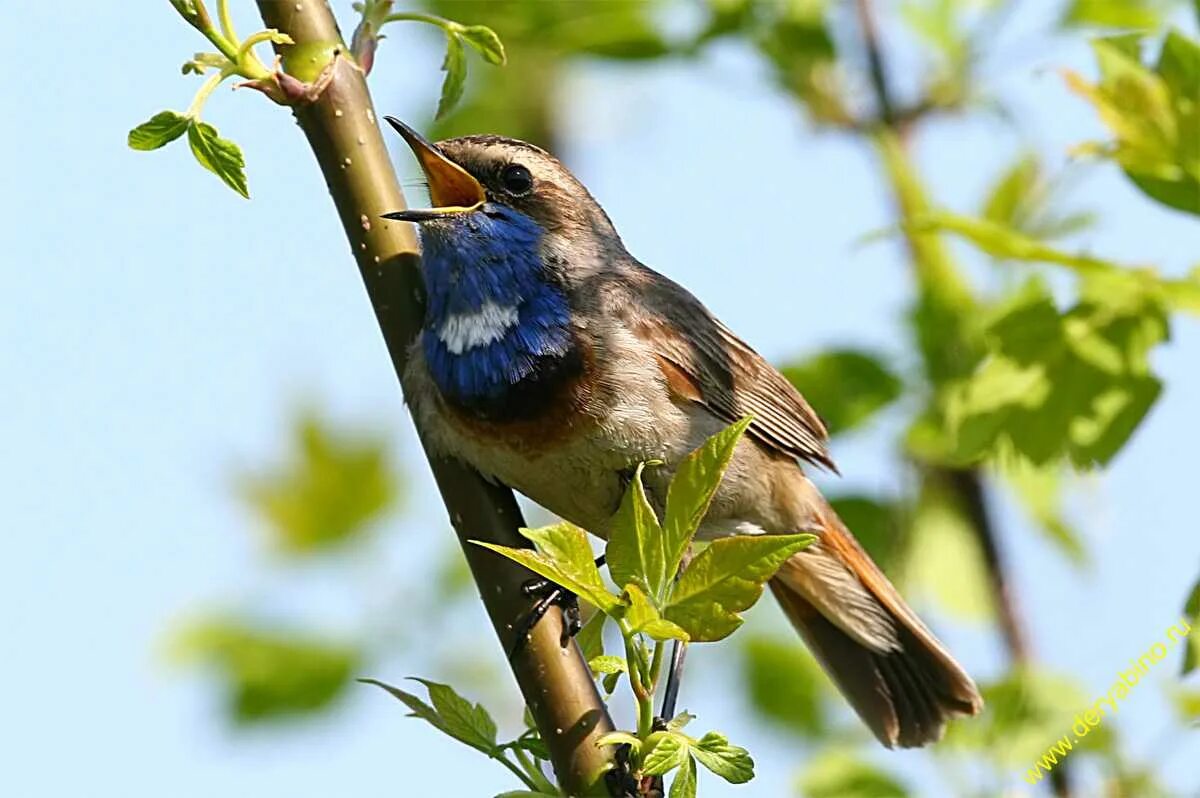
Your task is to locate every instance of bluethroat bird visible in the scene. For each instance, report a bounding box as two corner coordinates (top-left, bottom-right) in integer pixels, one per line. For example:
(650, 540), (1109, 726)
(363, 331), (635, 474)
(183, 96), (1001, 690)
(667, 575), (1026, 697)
(383, 118), (982, 748)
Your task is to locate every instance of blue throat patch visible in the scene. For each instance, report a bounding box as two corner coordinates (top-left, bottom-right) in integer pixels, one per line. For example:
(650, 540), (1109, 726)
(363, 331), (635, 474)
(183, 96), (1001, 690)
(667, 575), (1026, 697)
(418, 205), (574, 407)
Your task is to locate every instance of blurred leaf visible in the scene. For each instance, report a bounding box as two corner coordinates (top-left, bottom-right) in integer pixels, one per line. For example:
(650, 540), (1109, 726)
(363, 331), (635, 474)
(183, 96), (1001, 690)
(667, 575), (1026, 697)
(460, 24), (507, 65)
(1183, 575), (1200, 675)
(797, 749), (909, 798)
(663, 417), (753, 594)
(187, 119), (249, 198)
(902, 472), (994, 620)
(942, 278), (1167, 468)
(665, 534), (814, 641)
(980, 154), (1097, 241)
(1062, 0), (1172, 29)
(741, 637), (826, 737)
(780, 350), (902, 437)
(475, 523), (618, 613)
(1167, 683), (1200, 723)
(241, 415), (397, 554)
(755, 0), (847, 124)
(1000, 459), (1087, 566)
(827, 495), (903, 573)
(436, 32), (468, 120)
(691, 732), (753, 784)
(362, 677), (498, 755)
(1065, 33), (1200, 215)
(916, 210), (1200, 316)
(945, 668), (1104, 766)
(128, 110), (190, 151)
(176, 619), (358, 723)
(669, 755), (698, 798)
(608, 462), (667, 600)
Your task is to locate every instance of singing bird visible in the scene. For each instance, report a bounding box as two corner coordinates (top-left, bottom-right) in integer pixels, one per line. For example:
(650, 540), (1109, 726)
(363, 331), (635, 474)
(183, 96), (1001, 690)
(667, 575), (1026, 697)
(383, 118), (982, 748)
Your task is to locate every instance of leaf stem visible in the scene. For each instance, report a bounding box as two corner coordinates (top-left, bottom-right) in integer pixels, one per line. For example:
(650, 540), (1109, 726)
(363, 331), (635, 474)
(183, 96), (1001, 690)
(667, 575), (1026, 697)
(185, 68), (228, 118)
(494, 750), (541, 793)
(382, 11), (461, 33)
(511, 746), (559, 794)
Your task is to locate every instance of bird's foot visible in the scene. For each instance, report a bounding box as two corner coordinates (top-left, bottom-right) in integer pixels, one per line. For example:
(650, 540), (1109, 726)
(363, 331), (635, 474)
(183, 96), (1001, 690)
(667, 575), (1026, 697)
(506, 556), (606, 661)
(506, 578), (582, 661)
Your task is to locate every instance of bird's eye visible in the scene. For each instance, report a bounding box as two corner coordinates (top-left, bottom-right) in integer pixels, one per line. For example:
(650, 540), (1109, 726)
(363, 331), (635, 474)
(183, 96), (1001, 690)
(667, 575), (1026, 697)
(499, 163), (533, 196)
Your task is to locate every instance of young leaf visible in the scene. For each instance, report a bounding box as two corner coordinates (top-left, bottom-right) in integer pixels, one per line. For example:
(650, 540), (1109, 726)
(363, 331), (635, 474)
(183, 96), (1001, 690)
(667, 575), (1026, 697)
(620, 584), (690, 642)
(596, 730), (641, 751)
(187, 119), (249, 198)
(666, 711), (696, 732)
(587, 655), (627, 676)
(460, 24), (507, 65)
(669, 755), (697, 798)
(1062, 0), (1166, 29)
(690, 732), (753, 784)
(474, 523), (618, 613)
(493, 793), (561, 798)
(128, 110), (190, 151)
(607, 462), (668, 601)
(411, 677), (498, 753)
(665, 534), (814, 641)
(361, 678), (498, 756)
(641, 732), (690, 776)
(662, 418), (752, 594)
(436, 32), (468, 120)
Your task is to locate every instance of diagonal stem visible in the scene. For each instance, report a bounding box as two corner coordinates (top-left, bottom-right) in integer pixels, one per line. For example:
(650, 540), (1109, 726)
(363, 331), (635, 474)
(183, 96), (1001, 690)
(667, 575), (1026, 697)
(251, 4), (617, 794)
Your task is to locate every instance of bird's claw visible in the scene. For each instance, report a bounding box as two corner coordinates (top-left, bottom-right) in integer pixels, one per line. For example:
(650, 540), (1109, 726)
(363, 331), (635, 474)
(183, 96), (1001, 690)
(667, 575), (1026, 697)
(507, 577), (582, 661)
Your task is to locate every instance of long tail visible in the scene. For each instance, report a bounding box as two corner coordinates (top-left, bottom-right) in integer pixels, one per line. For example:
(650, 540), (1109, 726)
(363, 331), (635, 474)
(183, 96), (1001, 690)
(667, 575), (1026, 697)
(769, 486), (983, 748)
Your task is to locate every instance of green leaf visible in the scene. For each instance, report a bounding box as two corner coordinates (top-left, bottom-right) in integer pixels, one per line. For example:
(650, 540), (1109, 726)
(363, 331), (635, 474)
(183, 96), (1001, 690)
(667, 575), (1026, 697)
(239, 414), (398, 554)
(575, 610), (607, 663)
(662, 418), (752, 596)
(362, 677), (498, 756)
(798, 750), (909, 798)
(690, 732), (753, 784)
(1001, 459), (1087, 566)
(186, 119), (249, 198)
(665, 534), (814, 641)
(666, 711), (695, 732)
(1062, 0), (1168, 29)
(780, 352), (902, 437)
(474, 523), (618, 613)
(607, 462), (668, 601)
(128, 110), (190, 151)
(460, 24), (506, 65)
(741, 636), (826, 736)
(1065, 35), (1200, 215)
(436, 32), (468, 120)
(173, 618), (357, 723)
(982, 154), (1041, 228)
(942, 278), (1167, 467)
(669, 755), (697, 798)
(641, 732), (690, 776)
(827, 495), (902, 573)
(587, 655), (627, 676)
(901, 473), (994, 620)
(494, 793), (561, 798)
(1183, 575), (1200, 675)
(620, 584), (690, 642)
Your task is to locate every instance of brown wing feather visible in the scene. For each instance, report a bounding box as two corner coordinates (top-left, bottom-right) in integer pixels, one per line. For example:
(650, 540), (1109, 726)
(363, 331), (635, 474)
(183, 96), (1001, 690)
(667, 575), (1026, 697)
(621, 264), (835, 471)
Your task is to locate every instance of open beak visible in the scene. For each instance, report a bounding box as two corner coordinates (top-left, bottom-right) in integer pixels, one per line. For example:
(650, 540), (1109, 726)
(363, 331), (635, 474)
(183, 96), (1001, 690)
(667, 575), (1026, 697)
(382, 116), (485, 222)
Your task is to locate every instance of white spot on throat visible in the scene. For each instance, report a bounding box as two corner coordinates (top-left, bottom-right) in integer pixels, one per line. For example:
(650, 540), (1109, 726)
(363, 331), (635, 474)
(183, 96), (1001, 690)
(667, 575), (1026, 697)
(438, 301), (520, 354)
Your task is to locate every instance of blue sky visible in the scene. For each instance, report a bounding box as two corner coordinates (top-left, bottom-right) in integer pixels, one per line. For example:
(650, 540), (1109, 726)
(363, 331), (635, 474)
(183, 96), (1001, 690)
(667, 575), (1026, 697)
(2, 2), (1199, 796)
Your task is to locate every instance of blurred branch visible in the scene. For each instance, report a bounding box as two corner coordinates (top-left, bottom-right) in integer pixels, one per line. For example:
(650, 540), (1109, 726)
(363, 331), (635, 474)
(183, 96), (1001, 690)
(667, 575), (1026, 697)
(251, 4), (615, 793)
(852, 1), (1066, 795)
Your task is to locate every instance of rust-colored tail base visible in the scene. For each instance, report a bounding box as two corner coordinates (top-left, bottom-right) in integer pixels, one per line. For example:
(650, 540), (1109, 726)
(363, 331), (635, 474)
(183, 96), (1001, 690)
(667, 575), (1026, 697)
(769, 499), (982, 747)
